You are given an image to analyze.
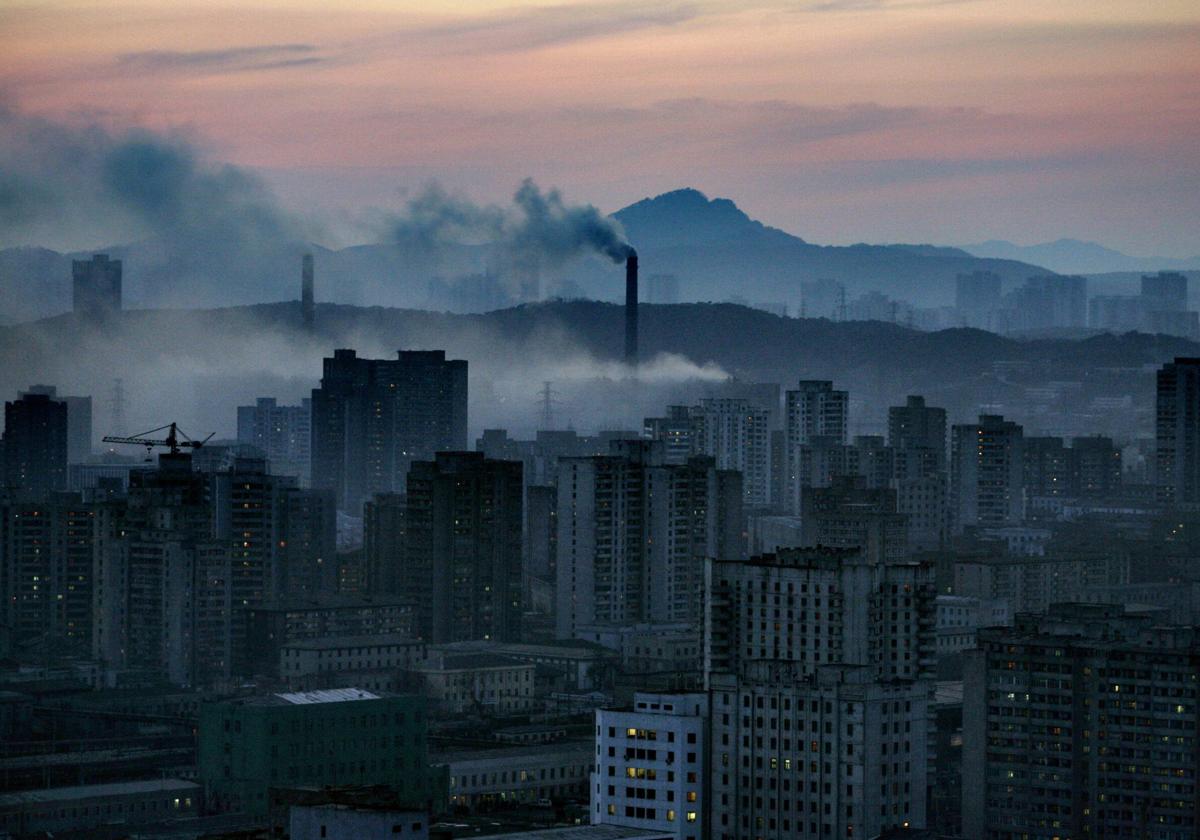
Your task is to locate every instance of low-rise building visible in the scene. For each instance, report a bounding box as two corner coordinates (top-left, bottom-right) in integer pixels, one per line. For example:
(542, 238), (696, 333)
(280, 634), (428, 687)
(198, 688), (431, 816)
(0, 779), (201, 836)
(407, 651), (536, 716)
(437, 740), (595, 811)
(290, 803), (428, 840)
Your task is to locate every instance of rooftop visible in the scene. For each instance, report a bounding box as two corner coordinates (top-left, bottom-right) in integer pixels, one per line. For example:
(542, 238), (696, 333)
(274, 688), (381, 705)
(0, 778), (199, 806)
(282, 633), (423, 651)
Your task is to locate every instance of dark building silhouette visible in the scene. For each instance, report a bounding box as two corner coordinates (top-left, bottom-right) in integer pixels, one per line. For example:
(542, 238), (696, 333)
(301, 253), (315, 330)
(954, 270), (1002, 328)
(3, 391), (68, 499)
(72, 254), (122, 317)
(1156, 356), (1200, 505)
(311, 349), (468, 512)
(888, 394), (947, 471)
(399, 452), (523, 643)
(1, 494), (95, 653)
(363, 492), (405, 595)
(22, 385), (92, 464)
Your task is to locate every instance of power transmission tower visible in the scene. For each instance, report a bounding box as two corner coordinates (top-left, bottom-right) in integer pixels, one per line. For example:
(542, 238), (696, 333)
(538, 381), (559, 430)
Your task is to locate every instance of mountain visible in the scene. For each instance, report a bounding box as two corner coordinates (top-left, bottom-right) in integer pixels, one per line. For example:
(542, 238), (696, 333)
(961, 238), (1200, 275)
(0, 187), (1055, 323)
(594, 188), (1049, 308)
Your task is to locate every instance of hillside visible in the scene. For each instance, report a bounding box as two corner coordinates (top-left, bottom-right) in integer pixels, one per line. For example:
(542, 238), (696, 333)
(0, 300), (1182, 443)
(0, 189), (1052, 323)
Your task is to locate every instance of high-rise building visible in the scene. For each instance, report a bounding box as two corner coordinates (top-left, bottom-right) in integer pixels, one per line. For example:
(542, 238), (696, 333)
(644, 406), (696, 465)
(709, 664), (930, 840)
(399, 452), (523, 643)
(1156, 357), (1200, 505)
(0, 494), (95, 652)
(1023, 436), (1071, 499)
(591, 692), (710, 839)
(1142, 270), (1188, 313)
(887, 395), (946, 471)
(237, 397), (312, 485)
(800, 478), (908, 566)
(704, 547), (936, 840)
(72, 254), (122, 317)
(3, 391), (68, 499)
(784, 381), (849, 514)
(692, 398), (773, 509)
(962, 604), (1200, 839)
(704, 547), (935, 685)
(1070, 435), (1122, 498)
(21, 385), (92, 464)
(556, 441), (743, 639)
(955, 271), (1002, 329)
(364, 492), (405, 596)
(950, 415), (1024, 530)
(311, 349), (468, 512)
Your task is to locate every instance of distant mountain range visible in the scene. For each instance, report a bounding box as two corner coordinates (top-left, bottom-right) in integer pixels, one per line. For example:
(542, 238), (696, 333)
(960, 238), (1200, 276)
(0, 187), (1064, 324)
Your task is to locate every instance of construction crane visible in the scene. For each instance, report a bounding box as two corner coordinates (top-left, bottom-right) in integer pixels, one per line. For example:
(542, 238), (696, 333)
(102, 422), (214, 461)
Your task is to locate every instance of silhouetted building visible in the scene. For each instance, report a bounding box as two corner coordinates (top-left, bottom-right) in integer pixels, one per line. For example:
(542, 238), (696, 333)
(643, 405), (696, 465)
(364, 492), (405, 596)
(3, 391), (68, 499)
(1, 494), (95, 653)
(301, 253), (315, 329)
(399, 452), (523, 643)
(237, 396), (312, 484)
(963, 604), (1200, 839)
(21, 385), (91, 464)
(955, 271), (1002, 329)
(311, 349), (468, 512)
(72, 254), (122, 317)
(887, 395), (946, 470)
(1156, 357), (1200, 505)
(951, 414), (1024, 530)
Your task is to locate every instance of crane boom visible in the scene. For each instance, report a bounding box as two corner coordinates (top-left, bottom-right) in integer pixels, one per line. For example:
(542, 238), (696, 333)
(102, 422), (214, 455)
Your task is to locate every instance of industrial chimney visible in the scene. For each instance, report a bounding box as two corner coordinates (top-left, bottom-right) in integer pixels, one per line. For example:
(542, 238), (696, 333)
(625, 253), (638, 365)
(301, 253), (314, 330)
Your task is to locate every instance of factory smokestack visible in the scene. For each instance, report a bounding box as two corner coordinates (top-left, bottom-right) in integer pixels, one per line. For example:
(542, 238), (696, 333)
(625, 253), (638, 365)
(301, 253), (314, 330)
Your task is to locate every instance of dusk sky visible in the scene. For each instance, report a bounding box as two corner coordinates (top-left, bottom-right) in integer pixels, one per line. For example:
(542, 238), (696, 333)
(3, 0), (1199, 255)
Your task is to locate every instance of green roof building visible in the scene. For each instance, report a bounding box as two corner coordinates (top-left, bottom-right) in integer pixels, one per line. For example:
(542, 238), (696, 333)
(199, 688), (431, 816)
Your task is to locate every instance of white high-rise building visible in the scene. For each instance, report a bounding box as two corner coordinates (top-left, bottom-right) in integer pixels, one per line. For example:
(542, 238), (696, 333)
(592, 692), (710, 840)
(784, 381), (849, 514)
(692, 398), (772, 509)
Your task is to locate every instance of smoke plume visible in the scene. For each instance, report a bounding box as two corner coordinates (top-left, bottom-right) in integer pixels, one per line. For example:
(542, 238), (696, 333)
(387, 178), (635, 266)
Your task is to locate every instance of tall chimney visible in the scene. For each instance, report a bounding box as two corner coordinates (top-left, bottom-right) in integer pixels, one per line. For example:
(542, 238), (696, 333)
(301, 253), (315, 330)
(625, 253), (638, 365)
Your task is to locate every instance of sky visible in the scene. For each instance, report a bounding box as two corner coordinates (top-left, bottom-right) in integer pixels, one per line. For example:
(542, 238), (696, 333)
(2, 0), (1199, 256)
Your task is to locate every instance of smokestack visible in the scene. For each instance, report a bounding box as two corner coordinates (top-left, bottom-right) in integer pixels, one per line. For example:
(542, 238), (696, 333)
(625, 253), (638, 365)
(301, 253), (314, 330)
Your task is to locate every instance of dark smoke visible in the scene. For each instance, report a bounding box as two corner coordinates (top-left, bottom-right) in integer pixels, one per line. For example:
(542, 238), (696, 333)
(387, 177), (635, 266)
(0, 106), (302, 251)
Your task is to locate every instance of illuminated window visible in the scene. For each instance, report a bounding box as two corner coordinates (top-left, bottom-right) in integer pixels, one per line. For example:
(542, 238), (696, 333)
(687, 811), (697, 822)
